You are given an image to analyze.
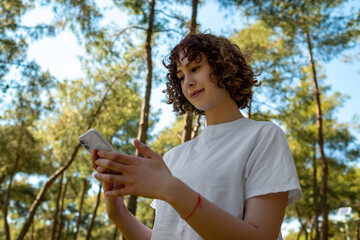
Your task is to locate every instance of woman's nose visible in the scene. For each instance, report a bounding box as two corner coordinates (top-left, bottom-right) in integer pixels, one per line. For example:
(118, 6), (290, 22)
(183, 75), (195, 88)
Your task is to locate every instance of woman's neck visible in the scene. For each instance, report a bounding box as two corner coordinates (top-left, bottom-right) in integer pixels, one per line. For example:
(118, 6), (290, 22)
(204, 103), (244, 126)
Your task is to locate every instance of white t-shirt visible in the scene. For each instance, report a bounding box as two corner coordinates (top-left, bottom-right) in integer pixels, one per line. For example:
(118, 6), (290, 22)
(151, 118), (302, 240)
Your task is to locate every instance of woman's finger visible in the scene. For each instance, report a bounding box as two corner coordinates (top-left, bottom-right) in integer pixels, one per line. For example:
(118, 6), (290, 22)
(96, 166), (107, 173)
(92, 150), (109, 173)
(91, 149), (99, 170)
(134, 139), (159, 159)
(96, 158), (132, 173)
(105, 186), (133, 197)
(94, 172), (129, 185)
(97, 151), (139, 165)
(100, 180), (114, 193)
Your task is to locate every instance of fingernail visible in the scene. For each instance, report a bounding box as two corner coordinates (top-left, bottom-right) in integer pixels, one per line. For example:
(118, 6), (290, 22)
(94, 173), (98, 178)
(95, 160), (100, 165)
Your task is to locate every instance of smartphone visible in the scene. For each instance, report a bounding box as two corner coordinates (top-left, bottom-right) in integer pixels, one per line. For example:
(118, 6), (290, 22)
(78, 129), (114, 154)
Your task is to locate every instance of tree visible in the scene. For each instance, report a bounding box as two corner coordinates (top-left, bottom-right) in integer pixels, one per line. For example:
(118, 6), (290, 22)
(0, 0), (101, 101)
(16, 81), (106, 240)
(277, 66), (360, 239)
(1, 2), (103, 237)
(230, 21), (298, 119)
(15, 47), (143, 238)
(50, 172), (63, 240)
(1, 1), (156, 239)
(73, 178), (87, 240)
(85, 182), (102, 240)
(124, 0), (157, 221)
(181, 0), (200, 143)
(0, 0), (55, 99)
(0, 63), (55, 240)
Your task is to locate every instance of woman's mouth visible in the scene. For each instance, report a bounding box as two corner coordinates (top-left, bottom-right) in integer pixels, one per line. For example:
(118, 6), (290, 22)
(190, 89), (204, 99)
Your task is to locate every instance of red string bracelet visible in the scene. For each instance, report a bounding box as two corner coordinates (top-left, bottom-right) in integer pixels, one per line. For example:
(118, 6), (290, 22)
(184, 192), (202, 220)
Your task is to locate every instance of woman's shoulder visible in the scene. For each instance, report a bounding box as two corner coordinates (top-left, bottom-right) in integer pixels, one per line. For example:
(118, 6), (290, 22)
(234, 119), (287, 145)
(239, 118), (284, 134)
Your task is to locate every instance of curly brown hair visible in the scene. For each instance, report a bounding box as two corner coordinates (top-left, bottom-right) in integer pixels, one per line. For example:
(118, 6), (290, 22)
(162, 33), (260, 115)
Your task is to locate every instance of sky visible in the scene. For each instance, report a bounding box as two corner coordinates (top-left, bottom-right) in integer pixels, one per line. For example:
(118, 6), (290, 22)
(20, 0), (360, 236)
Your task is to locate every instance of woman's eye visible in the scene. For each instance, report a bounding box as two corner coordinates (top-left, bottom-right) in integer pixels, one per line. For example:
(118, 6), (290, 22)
(192, 66), (199, 72)
(178, 76), (184, 81)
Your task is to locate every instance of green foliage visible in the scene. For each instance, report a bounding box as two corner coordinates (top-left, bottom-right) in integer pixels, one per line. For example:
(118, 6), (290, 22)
(115, 0), (147, 16)
(135, 197), (155, 228)
(0, 0), (102, 102)
(230, 21), (299, 112)
(49, 0), (102, 36)
(0, 1), (149, 235)
(223, 0), (359, 61)
(150, 116), (184, 157)
(1, 0), (34, 87)
(275, 66), (360, 238)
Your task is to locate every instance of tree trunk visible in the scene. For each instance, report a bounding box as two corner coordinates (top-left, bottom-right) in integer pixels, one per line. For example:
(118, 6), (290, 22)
(86, 183), (102, 240)
(181, 0), (199, 144)
(296, 205), (309, 240)
(57, 177), (70, 240)
(73, 179), (87, 240)
(3, 155), (20, 240)
(126, 0), (156, 228)
(356, 217), (359, 240)
(312, 146), (320, 240)
(113, 226), (119, 240)
(31, 222), (35, 240)
(190, 0), (198, 33)
(17, 78), (117, 240)
(3, 124), (25, 240)
(182, 113), (193, 143)
(305, 30), (329, 240)
(355, 207), (360, 240)
(51, 172), (64, 240)
(297, 227), (303, 240)
(17, 143), (81, 240)
(191, 115), (202, 139)
(0, 175), (5, 189)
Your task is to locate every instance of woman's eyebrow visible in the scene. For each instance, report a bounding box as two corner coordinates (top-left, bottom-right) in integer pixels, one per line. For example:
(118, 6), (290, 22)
(176, 61), (195, 74)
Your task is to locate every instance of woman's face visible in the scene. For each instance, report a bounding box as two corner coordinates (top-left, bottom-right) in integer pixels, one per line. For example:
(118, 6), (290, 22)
(176, 52), (234, 114)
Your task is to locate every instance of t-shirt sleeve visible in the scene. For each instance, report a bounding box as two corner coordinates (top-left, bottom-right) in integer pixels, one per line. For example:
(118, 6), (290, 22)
(244, 124), (302, 205)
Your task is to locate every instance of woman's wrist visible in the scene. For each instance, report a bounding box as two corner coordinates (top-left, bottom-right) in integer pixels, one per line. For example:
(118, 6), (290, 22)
(159, 176), (201, 220)
(106, 202), (128, 221)
(109, 206), (131, 225)
(161, 176), (193, 206)
(160, 176), (183, 203)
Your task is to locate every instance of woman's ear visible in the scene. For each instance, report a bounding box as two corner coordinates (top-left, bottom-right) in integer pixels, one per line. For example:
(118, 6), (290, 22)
(209, 72), (219, 84)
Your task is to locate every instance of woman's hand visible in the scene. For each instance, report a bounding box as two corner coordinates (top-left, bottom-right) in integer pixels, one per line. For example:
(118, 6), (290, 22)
(91, 149), (127, 220)
(93, 139), (173, 200)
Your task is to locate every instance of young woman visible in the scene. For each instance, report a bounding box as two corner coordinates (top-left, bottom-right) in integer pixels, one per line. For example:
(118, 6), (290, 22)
(91, 33), (302, 240)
